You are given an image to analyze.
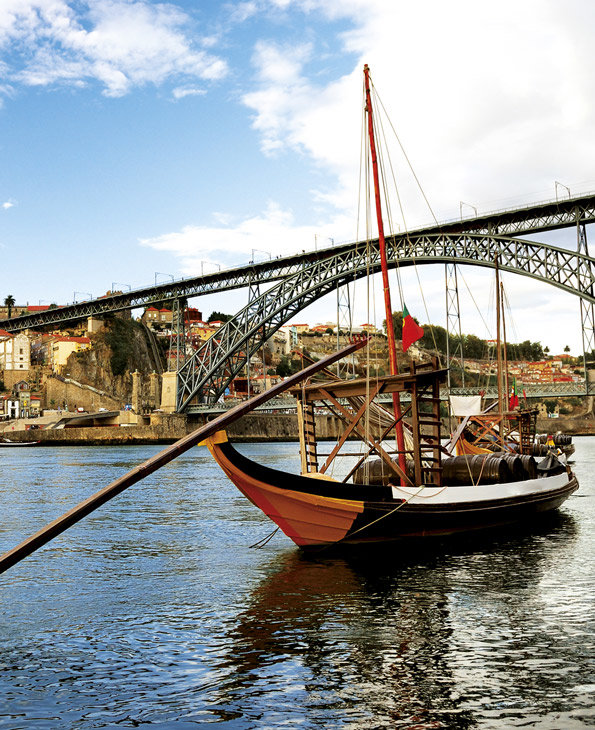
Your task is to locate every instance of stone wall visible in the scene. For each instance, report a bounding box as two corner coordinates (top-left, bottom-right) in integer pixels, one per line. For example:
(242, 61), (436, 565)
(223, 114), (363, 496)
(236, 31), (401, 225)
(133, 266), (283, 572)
(2, 369), (31, 389)
(44, 378), (122, 412)
(5, 411), (595, 446)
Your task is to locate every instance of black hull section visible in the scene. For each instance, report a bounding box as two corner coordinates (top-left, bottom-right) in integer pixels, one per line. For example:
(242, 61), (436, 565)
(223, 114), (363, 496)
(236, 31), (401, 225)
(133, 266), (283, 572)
(338, 479), (579, 544)
(214, 440), (578, 548)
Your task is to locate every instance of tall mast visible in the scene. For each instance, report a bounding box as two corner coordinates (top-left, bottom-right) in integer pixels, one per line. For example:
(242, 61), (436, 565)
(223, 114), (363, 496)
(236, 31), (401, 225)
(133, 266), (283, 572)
(495, 256), (505, 447)
(363, 64), (407, 482)
(501, 281), (510, 409)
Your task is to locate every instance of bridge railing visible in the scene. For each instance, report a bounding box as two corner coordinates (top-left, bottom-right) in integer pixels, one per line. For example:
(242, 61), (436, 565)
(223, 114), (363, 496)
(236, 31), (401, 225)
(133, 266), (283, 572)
(186, 381), (593, 415)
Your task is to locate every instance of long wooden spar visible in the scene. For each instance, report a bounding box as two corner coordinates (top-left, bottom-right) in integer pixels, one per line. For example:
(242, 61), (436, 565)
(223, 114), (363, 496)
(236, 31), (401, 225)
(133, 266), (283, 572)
(0, 339), (368, 575)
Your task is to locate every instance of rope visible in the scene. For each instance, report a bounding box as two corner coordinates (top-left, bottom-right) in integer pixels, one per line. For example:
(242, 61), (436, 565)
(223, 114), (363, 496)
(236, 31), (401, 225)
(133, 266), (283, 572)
(314, 484), (428, 552)
(249, 526), (279, 549)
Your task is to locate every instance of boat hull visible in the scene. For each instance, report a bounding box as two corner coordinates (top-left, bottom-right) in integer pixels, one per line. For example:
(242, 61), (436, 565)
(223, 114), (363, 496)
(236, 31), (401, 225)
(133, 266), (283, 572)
(205, 433), (579, 548)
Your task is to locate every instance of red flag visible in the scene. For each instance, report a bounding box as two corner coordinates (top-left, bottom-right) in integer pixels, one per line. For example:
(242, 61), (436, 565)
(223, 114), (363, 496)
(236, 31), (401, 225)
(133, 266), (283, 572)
(509, 377), (519, 409)
(402, 304), (424, 352)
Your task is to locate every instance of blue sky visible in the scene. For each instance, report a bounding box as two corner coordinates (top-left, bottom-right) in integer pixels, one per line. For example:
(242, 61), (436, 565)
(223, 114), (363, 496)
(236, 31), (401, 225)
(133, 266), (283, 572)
(1, 0), (594, 355)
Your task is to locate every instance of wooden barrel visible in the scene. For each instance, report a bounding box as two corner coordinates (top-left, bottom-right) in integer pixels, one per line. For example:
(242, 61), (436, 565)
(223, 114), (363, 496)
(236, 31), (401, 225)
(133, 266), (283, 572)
(442, 454), (511, 486)
(353, 456), (392, 485)
(499, 453), (525, 481)
(517, 454), (538, 479)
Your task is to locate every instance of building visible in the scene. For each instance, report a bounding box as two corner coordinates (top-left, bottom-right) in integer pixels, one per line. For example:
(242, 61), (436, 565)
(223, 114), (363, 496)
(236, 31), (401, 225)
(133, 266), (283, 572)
(0, 332), (31, 372)
(48, 336), (91, 373)
(141, 307), (174, 330)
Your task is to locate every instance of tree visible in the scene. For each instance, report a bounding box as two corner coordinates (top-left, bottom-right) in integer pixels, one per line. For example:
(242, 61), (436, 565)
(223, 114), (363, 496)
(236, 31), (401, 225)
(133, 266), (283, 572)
(564, 345), (570, 354)
(276, 354), (302, 377)
(544, 346), (550, 358)
(383, 311), (404, 340)
(208, 311), (232, 322)
(3, 294), (15, 319)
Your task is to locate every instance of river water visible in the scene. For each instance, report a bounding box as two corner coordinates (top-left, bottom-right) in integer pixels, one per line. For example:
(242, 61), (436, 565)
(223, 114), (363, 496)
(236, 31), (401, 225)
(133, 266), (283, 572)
(0, 438), (593, 729)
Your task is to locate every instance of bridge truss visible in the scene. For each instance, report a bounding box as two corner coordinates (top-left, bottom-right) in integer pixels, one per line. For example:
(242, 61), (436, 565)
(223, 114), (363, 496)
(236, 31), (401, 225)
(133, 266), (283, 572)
(2, 193), (594, 411)
(2, 193), (595, 332)
(177, 232), (595, 409)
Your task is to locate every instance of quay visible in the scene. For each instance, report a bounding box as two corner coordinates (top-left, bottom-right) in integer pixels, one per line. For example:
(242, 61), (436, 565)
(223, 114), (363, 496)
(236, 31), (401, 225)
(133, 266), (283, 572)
(2, 410), (595, 445)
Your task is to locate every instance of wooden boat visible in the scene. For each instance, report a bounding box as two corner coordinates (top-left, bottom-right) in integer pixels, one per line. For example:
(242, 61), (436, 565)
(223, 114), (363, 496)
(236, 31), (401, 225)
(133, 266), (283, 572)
(203, 64), (579, 548)
(0, 67), (579, 572)
(204, 360), (578, 548)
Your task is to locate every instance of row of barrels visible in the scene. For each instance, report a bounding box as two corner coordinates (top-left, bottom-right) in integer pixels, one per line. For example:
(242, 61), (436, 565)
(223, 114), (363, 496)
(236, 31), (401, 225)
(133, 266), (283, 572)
(441, 453), (537, 486)
(536, 433), (573, 445)
(354, 452), (537, 487)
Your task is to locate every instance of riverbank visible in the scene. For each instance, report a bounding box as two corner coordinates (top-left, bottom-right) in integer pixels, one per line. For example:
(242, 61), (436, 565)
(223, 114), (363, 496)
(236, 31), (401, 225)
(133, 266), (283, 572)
(2, 412), (595, 445)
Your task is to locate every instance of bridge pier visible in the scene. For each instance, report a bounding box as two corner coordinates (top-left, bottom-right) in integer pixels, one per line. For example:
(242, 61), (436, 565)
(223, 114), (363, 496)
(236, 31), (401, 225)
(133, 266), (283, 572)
(160, 371), (178, 412)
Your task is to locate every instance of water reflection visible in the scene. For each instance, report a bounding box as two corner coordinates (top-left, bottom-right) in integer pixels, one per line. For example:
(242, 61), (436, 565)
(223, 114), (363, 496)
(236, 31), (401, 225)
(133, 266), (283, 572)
(0, 442), (589, 729)
(208, 512), (579, 728)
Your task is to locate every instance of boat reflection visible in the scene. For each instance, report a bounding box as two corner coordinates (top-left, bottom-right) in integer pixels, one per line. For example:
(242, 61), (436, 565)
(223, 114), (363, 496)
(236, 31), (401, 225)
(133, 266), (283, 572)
(206, 512), (577, 727)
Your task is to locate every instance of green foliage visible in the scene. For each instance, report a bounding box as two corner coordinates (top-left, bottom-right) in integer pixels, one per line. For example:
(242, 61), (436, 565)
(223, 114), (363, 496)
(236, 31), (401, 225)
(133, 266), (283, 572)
(208, 311), (232, 322)
(104, 318), (140, 376)
(276, 354), (302, 377)
(3, 294), (15, 318)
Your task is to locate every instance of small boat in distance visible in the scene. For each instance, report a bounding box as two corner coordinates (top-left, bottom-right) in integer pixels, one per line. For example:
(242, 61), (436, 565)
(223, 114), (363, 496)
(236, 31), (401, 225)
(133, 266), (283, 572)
(0, 439), (40, 447)
(203, 64), (578, 549)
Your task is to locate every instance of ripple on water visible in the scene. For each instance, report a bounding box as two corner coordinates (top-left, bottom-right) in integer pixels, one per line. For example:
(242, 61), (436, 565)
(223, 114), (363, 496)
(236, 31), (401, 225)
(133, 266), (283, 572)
(0, 440), (594, 728)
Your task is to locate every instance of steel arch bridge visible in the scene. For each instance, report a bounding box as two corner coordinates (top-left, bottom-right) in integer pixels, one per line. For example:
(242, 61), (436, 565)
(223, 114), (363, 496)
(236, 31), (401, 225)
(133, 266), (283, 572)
(1, 192), (594, 333)
(177, 231), (595, 410)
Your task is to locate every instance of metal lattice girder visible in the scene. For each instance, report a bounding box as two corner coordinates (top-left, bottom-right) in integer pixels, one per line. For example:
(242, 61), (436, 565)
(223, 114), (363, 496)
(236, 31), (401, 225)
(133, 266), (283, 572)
(177, 232), (595, 408)
(445, 263), (465, 388)
(2, 193), (595, 333)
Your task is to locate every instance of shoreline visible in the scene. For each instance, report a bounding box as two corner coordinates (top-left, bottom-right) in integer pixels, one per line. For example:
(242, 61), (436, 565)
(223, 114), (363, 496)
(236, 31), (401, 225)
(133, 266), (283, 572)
(2, 413), (594, 445)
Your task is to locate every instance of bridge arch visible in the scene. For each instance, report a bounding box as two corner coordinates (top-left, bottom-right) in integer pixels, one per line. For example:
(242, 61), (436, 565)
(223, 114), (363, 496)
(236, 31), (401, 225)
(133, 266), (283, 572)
(177, 233), (595, 409)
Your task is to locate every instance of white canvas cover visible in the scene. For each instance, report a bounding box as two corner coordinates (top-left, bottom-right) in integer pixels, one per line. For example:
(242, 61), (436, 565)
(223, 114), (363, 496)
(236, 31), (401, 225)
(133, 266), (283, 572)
(449, 395), (482, 417)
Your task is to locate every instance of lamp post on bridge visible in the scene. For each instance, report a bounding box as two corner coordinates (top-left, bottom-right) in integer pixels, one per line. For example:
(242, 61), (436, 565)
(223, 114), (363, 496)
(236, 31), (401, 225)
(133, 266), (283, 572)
(460, 201), (478, 220)
(155, 273), (174, 286)
(111, 282), (131, 293)
(555, 181), (571, 201)
(201, 261), (221, 275)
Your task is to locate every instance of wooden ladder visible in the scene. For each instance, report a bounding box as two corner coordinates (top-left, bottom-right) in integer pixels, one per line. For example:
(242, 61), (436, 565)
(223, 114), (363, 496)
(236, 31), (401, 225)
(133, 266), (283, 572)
(517, 409), (537, 455)
(297, 399), (318, 473)
(409, 361), (443, 487)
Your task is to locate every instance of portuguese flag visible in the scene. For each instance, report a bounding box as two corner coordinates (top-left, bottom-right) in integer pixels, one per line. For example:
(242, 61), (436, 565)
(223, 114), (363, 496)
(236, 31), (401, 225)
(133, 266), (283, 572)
(402, 304), (424, 352)
(509, 377), (519, 409)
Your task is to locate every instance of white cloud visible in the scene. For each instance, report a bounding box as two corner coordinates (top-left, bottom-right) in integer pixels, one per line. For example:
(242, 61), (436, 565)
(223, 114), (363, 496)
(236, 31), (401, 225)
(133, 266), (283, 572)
(0, 0), (227, 97)
(242, 0), (595, 222)
(2, 200), (14, 209)
(140, 200), (349, 272)
(142, 0), (594, 353)
(172, 86), (206, 100)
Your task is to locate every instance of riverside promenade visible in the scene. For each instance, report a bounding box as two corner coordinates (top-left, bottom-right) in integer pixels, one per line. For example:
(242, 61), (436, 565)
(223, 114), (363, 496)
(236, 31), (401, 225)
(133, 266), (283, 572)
(2, 412), (594, 445)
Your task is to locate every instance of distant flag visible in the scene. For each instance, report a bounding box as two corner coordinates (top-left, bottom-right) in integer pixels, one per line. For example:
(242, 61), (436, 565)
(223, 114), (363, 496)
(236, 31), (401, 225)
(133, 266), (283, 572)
(509, 377), (519, 410)
(402, 304), (425, 352)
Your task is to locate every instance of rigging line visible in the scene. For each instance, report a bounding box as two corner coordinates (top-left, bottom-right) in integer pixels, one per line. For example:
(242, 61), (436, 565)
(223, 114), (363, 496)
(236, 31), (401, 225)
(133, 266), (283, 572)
(369, 80), (442, 361)
(501, 284), (520, 348)
(459, 266), (494, 341)
(371, 97), (406, 309)
(372, 81), (440, 227)
(315, 484), (429, 552)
